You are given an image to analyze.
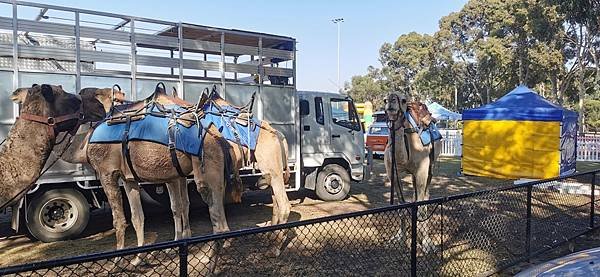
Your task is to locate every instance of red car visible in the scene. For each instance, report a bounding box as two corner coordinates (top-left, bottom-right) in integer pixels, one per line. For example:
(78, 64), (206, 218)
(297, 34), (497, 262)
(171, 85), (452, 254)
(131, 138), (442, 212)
(366, 122), (389, 157)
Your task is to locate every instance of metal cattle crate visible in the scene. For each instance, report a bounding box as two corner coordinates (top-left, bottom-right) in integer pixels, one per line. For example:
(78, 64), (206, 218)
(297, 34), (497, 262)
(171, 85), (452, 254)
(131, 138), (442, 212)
(0, 0), (299, 187)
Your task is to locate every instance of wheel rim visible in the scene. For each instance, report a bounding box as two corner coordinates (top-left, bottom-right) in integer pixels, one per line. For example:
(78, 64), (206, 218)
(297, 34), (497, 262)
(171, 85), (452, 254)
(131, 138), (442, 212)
(39, 197), (79, 233)
(324, 173), (344, 195)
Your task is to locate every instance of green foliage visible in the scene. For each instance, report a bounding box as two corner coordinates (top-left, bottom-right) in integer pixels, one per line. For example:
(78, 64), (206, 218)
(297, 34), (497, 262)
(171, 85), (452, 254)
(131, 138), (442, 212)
(584, 100), (600, 132)
(345, 0), (599, 125)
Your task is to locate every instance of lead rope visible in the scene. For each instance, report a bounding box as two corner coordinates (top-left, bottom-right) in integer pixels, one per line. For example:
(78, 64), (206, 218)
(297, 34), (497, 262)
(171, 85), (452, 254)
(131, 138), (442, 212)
(389, 118), (406, 204)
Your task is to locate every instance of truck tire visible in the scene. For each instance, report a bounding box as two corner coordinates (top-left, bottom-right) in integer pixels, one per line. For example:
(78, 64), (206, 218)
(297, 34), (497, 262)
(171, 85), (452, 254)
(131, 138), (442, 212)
(315, 164), (351, 201)
(26, 188), (90, 242)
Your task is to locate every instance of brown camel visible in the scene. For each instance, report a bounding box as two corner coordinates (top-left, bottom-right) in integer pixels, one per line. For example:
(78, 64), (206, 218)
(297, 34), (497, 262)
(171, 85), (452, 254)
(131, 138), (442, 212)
(384, 92), (441, 203)
(83, 88), (236, 251)
(0, 84), (99, 210)
(203, 89), (291, 229)
(384, 92), (441, 252)
(12, 87), (235, 270)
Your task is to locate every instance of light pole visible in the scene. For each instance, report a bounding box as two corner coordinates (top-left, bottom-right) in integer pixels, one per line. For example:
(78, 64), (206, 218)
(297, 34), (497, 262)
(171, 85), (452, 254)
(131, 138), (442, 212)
(332, 18), (344, 90)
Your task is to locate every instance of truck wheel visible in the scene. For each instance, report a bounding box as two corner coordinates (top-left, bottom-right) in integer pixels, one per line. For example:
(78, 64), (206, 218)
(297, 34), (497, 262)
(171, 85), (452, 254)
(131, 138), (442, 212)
(316, 164), (351, 201)
(26, 188), (90, 242)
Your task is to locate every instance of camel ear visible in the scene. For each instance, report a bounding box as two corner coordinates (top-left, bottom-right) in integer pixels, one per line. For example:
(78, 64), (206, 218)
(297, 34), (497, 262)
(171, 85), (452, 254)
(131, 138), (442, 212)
(41, 84), (55, 103)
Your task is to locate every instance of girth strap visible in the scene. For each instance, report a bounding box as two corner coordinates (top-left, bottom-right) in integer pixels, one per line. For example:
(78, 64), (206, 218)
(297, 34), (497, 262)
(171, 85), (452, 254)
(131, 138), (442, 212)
(168, 109), (187, 178)
(122, 116), (142, 182)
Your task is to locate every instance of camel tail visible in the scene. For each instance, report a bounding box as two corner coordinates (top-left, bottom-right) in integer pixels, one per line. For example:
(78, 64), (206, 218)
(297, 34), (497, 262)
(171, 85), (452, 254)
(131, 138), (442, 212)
(277, 131), (291, 185)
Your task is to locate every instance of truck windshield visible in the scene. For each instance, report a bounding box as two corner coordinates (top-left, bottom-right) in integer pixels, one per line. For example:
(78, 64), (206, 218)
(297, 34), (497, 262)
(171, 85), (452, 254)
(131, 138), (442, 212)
(330, 99), (361, 131)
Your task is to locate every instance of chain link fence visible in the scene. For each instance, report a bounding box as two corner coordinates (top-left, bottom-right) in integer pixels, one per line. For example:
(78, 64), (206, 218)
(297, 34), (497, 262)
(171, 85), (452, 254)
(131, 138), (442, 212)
(1, 170), (598, 276)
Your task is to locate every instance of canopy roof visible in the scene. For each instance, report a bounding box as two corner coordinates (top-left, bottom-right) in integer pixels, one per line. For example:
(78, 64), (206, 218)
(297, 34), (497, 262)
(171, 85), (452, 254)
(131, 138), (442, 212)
(462, 85), (577, 121)
(427, 102), (462, 121)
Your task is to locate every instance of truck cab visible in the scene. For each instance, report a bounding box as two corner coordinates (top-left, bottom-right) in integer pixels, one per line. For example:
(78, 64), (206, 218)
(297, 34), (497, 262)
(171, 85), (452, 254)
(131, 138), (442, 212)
(298, 91), (365, 201)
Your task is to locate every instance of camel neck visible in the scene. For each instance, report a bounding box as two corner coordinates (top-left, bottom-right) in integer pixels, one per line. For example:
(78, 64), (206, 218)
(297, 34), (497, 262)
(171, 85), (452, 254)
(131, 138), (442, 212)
(55, 125), (92, 164)
(0, 119), (54, 206)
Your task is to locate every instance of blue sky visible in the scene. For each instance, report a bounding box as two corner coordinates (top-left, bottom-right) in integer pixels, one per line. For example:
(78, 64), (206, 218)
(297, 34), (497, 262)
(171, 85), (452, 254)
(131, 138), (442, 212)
(21, 0), (467, 91)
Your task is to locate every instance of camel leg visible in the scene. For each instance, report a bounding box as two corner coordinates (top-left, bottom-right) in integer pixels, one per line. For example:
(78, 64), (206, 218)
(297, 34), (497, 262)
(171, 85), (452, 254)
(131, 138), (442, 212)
(192, 156), (228, 275)
(165, 181), (184, 241)
(123, 181), (146, 266)
(123, 181), (145, 247)
(413, 165), (435, 254)
(255, 136), (291, 257)
(178, 179), (192, 239)
(98, 172), (128, 250)
(192, 154), (229, 234)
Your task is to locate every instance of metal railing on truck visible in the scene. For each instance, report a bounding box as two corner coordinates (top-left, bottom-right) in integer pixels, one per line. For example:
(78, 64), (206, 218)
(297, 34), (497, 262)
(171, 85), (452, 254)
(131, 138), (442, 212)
(1, 170), (598, 276)
(0, 0), (300, 185)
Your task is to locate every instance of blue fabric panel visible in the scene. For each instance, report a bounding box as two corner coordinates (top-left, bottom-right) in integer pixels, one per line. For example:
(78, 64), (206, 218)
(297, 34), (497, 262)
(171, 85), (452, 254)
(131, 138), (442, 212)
(427, 101), (462, 120)
(420, 123), (443, 146)
(90, 105), (204, 156)
(404, 112), (443, 146)
(462, 85), (570, 121)
(201, 103), (261, 150)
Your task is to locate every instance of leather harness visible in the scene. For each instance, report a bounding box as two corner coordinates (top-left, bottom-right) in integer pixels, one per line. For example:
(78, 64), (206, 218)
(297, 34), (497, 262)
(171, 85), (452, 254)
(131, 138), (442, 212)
(19, 101), (85, 140)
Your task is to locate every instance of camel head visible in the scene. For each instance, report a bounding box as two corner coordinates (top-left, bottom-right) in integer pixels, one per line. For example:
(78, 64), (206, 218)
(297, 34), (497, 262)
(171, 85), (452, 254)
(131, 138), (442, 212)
(10, 87), (28, 104)
(13, 84), (83, 134)
(385, 92), (409, 122)
(78, 87), (126, 120)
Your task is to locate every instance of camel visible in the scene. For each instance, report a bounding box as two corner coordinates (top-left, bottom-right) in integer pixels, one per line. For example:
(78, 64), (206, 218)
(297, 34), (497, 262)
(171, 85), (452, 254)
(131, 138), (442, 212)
(200, 87), (291, 229)
(383, 92), (441, 252)
(11, 86), (235, 271)
(0, 84), (102, 211)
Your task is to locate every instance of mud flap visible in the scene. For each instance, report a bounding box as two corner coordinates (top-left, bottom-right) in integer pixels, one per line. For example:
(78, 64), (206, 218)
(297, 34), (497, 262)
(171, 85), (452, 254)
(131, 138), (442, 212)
(10, 198), (24, 232)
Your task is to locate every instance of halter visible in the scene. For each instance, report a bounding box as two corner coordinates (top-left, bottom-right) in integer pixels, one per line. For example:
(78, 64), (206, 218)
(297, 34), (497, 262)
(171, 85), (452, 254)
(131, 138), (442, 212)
(18, 97), (85, 141)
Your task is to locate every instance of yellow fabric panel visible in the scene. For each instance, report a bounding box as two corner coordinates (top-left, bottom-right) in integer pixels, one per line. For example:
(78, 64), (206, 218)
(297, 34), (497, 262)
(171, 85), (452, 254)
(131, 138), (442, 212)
(462, 120), (560, 179)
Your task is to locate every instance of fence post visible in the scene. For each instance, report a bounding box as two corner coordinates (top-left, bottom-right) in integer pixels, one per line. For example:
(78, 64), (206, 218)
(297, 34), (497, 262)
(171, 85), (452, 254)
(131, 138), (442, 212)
(591, 173), (597, 229)
(179, 242), (188, 277)
(411, 205), (418, 277)
(525, 185), (532, 260)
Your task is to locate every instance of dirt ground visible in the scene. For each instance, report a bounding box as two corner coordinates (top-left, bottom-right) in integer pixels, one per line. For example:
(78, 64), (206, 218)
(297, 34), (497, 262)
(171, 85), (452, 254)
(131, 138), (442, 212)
(1, 158), (599, 274)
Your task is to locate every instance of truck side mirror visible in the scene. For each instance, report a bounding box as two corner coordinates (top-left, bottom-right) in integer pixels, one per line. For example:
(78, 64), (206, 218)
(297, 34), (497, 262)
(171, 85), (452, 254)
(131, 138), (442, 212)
(300, 99), (309, 116)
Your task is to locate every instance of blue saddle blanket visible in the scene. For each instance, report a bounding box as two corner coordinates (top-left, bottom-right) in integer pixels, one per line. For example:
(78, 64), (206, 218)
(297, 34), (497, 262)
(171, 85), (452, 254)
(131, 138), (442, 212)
(90, 104), (204, 156)
(405, 111), (443, 146)
(201, 103), (261, 150)
(420, 123), (443, 146)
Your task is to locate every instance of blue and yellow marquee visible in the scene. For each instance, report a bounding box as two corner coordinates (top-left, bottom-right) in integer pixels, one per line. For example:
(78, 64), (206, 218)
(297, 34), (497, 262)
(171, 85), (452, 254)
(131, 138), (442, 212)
(462, 85), (578, 179)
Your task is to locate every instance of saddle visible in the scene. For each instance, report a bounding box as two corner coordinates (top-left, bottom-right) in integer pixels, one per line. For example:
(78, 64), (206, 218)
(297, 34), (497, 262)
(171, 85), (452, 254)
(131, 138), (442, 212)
(407, 102), (436, 127)
(91, 83), (209, 182)
(107, 87), (196, 128)
(405, 101), (442, 146)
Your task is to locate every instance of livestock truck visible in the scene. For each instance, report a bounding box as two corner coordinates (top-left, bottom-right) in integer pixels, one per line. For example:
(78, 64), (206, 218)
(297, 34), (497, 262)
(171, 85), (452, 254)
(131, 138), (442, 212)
(0, 1), (365, 241)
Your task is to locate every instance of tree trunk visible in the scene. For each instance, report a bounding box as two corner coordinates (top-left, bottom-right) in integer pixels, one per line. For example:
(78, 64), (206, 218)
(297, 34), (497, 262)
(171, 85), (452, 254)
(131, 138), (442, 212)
(551, 73), (562, 105)
(577, 25), (586, 133)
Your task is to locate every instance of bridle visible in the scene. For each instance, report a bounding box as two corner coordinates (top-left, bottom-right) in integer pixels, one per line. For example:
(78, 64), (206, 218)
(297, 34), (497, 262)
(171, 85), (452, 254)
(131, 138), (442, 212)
(18, 97), (85, 141)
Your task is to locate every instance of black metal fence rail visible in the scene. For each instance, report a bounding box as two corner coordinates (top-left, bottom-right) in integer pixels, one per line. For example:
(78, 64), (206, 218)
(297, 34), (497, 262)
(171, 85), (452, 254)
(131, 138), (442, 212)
(1, 170), (599, 276)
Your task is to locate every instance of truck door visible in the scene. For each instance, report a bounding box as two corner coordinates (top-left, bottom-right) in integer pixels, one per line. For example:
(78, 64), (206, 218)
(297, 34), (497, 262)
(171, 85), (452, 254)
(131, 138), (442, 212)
(300, 96), (331, 162)
(328, 97), (365, 179)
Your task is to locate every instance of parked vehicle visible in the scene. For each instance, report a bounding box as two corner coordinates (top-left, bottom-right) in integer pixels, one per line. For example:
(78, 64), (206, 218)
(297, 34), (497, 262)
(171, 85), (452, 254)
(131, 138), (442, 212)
(0, 2), (364, 241)
(365, 122), (389, 157)
(373, 110), (387, 123)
